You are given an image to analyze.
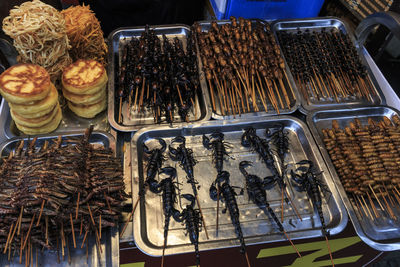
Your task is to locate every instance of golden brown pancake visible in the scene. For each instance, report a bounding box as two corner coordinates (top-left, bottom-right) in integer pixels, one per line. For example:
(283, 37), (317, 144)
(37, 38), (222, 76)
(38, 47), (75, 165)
(11, 103), (60, 128)
(9, 83), (59, 117)
(62, 59), (107, 95)
(62, 85), (106, 105)
(67, 97), (106, 118)
(15, 106), (62, 135)
(0, 64), (51, 104)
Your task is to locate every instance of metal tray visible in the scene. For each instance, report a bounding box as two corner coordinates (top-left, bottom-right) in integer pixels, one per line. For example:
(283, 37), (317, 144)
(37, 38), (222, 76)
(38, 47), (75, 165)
(131, 116), (347, 256)
(0, 131), (119, 266)
(107, 25), (211, 132)
(272, 17), (386, 113)
(195, 20), (300, 120)
(0, 97), (110, 139)
(307, 105), (400, 251)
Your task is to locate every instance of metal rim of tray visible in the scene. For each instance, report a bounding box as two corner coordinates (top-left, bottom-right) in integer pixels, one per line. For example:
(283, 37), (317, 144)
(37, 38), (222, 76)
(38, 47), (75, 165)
(130, 115), (347, 257)
(271, 16), (386, 114)
(307, 104), (400, 251)
(107, 24), (212, 132)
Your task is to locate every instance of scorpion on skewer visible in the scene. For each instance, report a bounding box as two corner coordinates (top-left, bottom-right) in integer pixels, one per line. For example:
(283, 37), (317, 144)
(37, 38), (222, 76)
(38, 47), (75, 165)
(203, 132), (232, 174)
(267, 125), (289, 166)
(177, 193), (202, 266)
(143, 138), (167, 191)
(209, 171), (251, 267)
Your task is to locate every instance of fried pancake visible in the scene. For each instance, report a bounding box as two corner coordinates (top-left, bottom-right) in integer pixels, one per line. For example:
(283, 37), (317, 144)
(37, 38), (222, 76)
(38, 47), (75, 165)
(15, 105), (62, 135)
(9, 83), (59, 117)
(62, 59), (107, 95)
(62, 85), (106, 105)
(67, 97), (106, 118)
(11, 103), (60, 128)
(0, 64), (51, 104)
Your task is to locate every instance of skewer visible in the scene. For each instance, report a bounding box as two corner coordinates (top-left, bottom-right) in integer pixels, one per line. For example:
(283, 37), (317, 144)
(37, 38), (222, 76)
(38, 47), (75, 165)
(285, 189), (302, 221)
(75, 192), (80, 220)
(3, 223), (14, 254)
(360, 195), (373, 219)
(283, 230), (301, 258)
(17, 206), (24, 235)
(245, 251), (251, 267)
(80, 230), (88, 249)
(70, 213), (76, 248)
(272, 79), (284, 110)
(195, 195), (209, 239)
(278, 78), (290, 109)
(255, 81), (268, 112)
(378, 187), (396, 219)
(369, 184), (385, 211)
(281, 188), (284, 222)
(99, 215), (102, 240)
(120, 196), (140, 238)
(118, 96), (123, 123)
(45, 216), (49, 245)
(20, 232), (23, 264)
(207, 78), (216, 112)
(367, 191), (379, 218)
(36, 200), (45, 226)
(22, 214), (35, 250)
(216, 187), (220, 237)
(138, 76), (146, 112)
(104, 191), (112, 214)
(325, 235), (335, 267)
(87, 203), (102, 253)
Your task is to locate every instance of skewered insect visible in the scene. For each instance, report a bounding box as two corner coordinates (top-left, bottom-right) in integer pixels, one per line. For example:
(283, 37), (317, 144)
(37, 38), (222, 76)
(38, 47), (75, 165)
(209, 171), (250, 266)
(203, 132), (232, 174)
(143, 138), (167, 190)
(267, 125), (289, 166)
(177, 194), (202, 266)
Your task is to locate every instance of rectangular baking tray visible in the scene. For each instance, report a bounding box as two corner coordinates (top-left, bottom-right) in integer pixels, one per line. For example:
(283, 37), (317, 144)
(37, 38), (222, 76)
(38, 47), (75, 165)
(195, 20), (300, 120)
(130, 116), (347, 256)
(107, 25), (211, 132)
(0, 131), (119, 266)
(307, 105), (400, 251)
(272, 17), (386, 114)
(0, 97), (110, 140)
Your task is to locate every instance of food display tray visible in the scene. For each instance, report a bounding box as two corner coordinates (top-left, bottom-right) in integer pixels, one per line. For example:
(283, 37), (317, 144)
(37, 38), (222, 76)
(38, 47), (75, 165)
(130, 116), (347, 256)
(307, 105), (400, 251)
(272, 17), (386, 113)
(195, 20), (300, 120)
(0, 131), (120, 266)
(0, 98), (110, 140)
(107, 25), (211, 132)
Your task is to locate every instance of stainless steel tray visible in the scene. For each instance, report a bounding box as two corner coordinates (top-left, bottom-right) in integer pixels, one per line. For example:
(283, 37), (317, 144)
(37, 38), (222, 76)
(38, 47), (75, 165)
(0, 131), (119, 266)
(195, 20), (300, 120)
(131, 116), (347, 256)
(0, 98), (110, 139)
(307, 105), (400, 251)
(107, 25), (211, 132)
(272, 17), (386, 113)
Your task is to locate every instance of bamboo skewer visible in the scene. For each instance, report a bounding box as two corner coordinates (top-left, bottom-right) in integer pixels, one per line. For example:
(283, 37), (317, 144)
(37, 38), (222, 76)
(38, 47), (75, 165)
(120, 196), (140, 238)
(70, 213), (76, 248)
(196, 195), (209, 240)
(216, 187), (220, 237)
(36, 200), (45, 226)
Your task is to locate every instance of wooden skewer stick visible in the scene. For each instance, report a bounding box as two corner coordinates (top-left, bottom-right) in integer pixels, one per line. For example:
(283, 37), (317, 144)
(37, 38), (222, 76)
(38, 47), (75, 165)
(36, 200), (45, 226)
(207, 78), (216, 112)
(70, 213), (76, 248)
(281, 188), (284, 222)
(87, 203), (102, 253)
(255, 81), (268, 112)
(190, 98), (197, 119)
(378, 187), (396, 220)
(17, 206), (23, 236)
(392, 189), (400, 206)
(285, 189), (302, 221)
(104, 191), (112, 214)
(325, 235), (335, 267)
(120, 196), (140, 238)
(283, 71), (295, 99)
(232, 80), (245, 113)
(19, 232), (23, 264)
(283, 230), (301, 258)
(118, 96), (123, 123)
(236, 69), (250, 112)
(80, 218), (83, 237)
(245, 251), (251, 267)
(138, 76), (146, 112)
(384, 184), (395, 206)
(356, 195), (370, 219)
(216, 187), (220, 237)
(161, 243), (166, 267)
(368, 184), (385, 211)
(361, 195), (373, 219)
(195, 195), (209, 239)
(45, 216), (49, 245)
(75, 192), (80, 220)
(176, 84), (184, 106)
(23, 214), (35, 250)
(3, 223), (14, 254)
(272, 80), (284, 110)
(367, 191), (379, 218)
(278, 78), (290, 109)
(80, 230), (88, 249)
(133, 85), (140, 112)
(99, 215), (102, 240)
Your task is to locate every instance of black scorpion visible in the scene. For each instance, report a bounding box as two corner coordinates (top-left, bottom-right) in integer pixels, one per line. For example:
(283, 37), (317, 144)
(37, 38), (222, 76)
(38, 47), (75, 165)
(267, 125), (289, 166)
(203, 132), (232, 174)
(209, 171), (247, 255)
(169, 136), (198, 194)
(239, 161), (284, 232)
(290, 160), (329, 236)
(177, 194), (202, 266)
(143, 138), (166, 192)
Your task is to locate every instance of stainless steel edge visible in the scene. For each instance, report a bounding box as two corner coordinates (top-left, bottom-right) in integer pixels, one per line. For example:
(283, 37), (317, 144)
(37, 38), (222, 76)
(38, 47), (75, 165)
(306, 105), (400, 251)
(131, 115), (347, 256)
(107, 24), (211, 133)
(195, 20), (300, 120)
(272, 16), (386, 114)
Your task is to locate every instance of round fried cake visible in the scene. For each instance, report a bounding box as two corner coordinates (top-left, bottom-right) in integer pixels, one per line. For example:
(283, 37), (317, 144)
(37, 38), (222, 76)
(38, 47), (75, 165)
(67, 97), (106, 118)
(15, 105), (62, 135)
(62, 59), (107, 95)
(9, 83), (59, 118)
(62, 85), (106, 105)
(0, 64), (51, 104)
(11, 103), (60, 127)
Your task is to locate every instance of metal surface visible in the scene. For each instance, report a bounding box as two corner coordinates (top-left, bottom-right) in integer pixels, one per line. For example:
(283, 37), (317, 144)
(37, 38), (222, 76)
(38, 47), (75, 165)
(0, 98), (110, 139)
(307, 105), (400, 251)
(272, 17), (386, 113)
(130, 116), (347, 256)
(355, 11), (400, 46)
(0, 131), (119, 266)
(107, 25), (211, 132)
(195, 19), (300, 120)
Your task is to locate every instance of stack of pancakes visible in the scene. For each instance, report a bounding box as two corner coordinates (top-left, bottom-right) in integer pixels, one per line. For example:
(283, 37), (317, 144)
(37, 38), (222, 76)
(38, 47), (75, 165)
(62, 59), (107, 118)
(0, 64), (62, 135)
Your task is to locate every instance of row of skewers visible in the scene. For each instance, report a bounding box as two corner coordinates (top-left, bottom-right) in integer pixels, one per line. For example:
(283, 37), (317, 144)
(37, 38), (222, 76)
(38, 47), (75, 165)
(194, 17), (295, 116)
(117, 25), (200, 124)
(0, 127), (127, 266)
(277, 28), (376, 105)
(129, 125), (335, 267)
(322, 115), (400, 221)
